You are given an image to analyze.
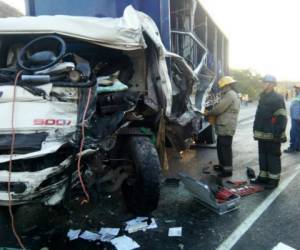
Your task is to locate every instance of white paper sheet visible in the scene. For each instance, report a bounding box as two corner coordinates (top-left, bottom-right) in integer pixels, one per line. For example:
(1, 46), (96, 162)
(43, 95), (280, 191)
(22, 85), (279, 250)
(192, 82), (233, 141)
(79, 231), (101, 241)
(125, 217), (158, 233)
(98, 227), (120, 242)
(111, 235), (140, 250)
(67, 229), (81, 241)
(168, 227), (182, 237)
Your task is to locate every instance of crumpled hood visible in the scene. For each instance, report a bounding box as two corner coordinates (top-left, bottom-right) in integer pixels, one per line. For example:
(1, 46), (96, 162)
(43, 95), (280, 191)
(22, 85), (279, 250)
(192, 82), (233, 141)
(0, 6), (148, 50)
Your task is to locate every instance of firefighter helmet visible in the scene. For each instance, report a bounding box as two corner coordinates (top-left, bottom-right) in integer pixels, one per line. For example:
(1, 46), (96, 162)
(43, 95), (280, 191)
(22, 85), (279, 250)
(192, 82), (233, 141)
(218, 76), (237, 89)
(263, 75), (277, 84)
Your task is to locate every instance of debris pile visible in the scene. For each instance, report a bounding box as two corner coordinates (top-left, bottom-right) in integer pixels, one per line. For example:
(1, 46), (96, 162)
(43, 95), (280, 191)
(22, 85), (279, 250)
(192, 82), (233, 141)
(67, 216), (183, 249)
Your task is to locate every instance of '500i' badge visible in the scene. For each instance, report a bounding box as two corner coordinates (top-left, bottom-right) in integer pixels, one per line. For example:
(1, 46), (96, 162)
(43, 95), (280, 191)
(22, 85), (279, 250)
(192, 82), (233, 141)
(34, 119), (72, 126)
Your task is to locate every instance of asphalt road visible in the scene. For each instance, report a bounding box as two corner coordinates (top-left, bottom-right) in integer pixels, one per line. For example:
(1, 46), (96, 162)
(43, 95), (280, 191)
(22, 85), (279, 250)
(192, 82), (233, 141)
(1, 103), (300, 250)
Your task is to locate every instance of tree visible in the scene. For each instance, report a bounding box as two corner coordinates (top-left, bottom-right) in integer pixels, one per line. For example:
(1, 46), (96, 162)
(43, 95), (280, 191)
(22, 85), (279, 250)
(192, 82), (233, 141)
(230, 69), (264, 100)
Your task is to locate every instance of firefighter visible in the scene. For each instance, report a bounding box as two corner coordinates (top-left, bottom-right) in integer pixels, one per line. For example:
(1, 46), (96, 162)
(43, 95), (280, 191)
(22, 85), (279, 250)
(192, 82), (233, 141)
(284, 84), (300, 153)
(252, 75), (287, 189)
(206, 76), (240, 177)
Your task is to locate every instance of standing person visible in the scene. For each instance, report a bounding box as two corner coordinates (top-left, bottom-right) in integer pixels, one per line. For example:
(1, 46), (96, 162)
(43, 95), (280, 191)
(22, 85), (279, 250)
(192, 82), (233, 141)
(244, 94), (249, 106)
(252, 75), (287, 189)
(284, 85), (300, 153)
(206, 76), (240, 177)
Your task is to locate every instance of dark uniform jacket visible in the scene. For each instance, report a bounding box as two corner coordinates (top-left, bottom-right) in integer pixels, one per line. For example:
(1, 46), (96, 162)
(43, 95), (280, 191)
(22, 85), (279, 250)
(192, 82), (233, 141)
(253, 91), (287, 142)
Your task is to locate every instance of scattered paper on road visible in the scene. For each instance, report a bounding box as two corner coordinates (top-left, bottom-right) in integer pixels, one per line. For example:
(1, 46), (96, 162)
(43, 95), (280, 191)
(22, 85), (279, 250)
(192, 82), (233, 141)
(79, 230), (101, 241)
(67, 229), (81, 241)
(146, 218), (158, 229)
(272, 242), (296, 250)
(98, 227), (120, 242)
(111, 235), (140, 250)
(99, 227), (120, 236)
(168, 227), (182, 237)
(125, 217), (157, 233)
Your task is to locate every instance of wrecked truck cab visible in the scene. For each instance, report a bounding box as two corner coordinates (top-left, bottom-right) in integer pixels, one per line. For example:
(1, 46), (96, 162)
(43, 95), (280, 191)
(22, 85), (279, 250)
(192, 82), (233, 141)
(0, 6), (198, 214)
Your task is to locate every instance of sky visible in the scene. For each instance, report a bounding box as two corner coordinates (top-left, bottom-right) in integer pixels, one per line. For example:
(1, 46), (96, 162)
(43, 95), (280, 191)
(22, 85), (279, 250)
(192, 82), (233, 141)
(2, 0), (300, 81)
(2, 0), (25, 13)
(200, 0), (300, 81)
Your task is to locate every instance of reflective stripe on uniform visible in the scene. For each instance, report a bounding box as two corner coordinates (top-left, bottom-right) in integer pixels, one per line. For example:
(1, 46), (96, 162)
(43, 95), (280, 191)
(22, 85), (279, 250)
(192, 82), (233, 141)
(254, 131), (273, 140)
(259, 170), (268, 178)
(254, 130), (286, 140)
(273, 108), (287, 117)
(268, 172), (280, 180)
(260, 170), (280, 179)
(223, 166), (233, 171)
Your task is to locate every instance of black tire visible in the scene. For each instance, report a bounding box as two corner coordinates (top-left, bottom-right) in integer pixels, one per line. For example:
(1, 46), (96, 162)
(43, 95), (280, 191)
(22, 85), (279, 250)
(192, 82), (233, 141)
(122, 136), (160, 215)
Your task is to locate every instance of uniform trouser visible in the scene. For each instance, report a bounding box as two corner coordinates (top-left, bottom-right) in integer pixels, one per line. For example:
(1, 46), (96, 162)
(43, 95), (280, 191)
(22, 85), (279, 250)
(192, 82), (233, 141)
(290, 119), (300, 150)
(258, 141), (281, 180)
(217, 135), (233, 172)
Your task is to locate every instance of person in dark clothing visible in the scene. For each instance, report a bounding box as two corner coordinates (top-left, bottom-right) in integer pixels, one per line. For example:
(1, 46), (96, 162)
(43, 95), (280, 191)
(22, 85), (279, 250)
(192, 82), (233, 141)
(284, 85), (300, 153)
(252, 75), (287, 189)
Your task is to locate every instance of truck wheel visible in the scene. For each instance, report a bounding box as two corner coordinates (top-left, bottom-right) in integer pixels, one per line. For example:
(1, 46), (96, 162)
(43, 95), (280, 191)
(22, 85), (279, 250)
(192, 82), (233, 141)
(122, 136), (160, 215)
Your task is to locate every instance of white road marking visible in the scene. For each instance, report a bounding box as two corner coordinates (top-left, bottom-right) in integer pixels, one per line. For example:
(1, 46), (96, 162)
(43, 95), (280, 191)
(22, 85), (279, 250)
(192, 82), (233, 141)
(272, 242), (296, 250)
(217, 167), (300, 250)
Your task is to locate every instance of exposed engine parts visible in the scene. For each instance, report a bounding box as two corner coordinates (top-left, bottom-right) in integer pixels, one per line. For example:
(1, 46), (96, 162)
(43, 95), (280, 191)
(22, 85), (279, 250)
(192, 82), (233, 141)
(0, 33), (162, 215)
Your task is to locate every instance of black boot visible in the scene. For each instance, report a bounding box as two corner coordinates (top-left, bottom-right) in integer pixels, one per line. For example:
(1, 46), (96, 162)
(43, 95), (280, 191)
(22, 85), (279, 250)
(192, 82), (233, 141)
(218, 166), (232, 177)
(250, 176), (269, 184)
(218, 171), (232, 177)
(265, 179), (279, 189)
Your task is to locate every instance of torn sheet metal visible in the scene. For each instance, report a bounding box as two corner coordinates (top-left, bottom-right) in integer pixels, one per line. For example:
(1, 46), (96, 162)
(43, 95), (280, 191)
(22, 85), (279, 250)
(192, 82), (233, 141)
(0, 141), (65, 163)
(44, 184), (67, 206)
(166, 52), (198, 82)
(176, 110), (197, 127)
(0, 166), (69, 205)
(138, 11), (173, 116)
